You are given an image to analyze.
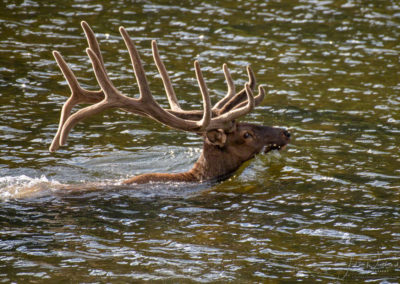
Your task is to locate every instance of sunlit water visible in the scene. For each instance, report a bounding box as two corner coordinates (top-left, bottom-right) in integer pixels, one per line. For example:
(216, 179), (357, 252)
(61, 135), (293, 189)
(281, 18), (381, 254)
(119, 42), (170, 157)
(1, 0), (399, 282)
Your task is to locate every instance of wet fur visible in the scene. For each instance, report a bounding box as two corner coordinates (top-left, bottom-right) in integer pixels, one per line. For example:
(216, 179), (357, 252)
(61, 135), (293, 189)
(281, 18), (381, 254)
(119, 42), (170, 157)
(123, 122), (290, 184)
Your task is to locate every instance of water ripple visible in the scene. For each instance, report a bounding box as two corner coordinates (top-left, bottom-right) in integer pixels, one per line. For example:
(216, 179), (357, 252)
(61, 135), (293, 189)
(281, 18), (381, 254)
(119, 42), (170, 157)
(1, 0), (400, 282)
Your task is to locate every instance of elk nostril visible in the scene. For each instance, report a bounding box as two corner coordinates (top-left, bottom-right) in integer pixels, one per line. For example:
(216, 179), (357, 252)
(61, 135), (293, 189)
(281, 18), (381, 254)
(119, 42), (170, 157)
(283, 130), (291, 138)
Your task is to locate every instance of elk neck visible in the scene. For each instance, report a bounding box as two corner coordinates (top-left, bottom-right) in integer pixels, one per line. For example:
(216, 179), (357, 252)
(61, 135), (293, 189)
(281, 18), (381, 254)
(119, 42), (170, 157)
(188, 141), (246, 182)
(122, 139), (243, 184)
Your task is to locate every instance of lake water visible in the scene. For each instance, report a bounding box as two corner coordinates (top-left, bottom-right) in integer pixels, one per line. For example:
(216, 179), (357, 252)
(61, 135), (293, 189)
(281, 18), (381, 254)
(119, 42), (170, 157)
(0, 0), (399, 282)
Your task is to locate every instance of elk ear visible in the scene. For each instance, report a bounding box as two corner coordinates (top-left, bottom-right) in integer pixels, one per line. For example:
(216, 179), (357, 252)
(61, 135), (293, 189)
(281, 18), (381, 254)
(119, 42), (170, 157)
(205, 129), (227, 147)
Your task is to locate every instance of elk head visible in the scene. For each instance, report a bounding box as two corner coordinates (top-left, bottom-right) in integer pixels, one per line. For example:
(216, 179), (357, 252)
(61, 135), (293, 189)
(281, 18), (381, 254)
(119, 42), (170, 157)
(50, 21), (290, 185)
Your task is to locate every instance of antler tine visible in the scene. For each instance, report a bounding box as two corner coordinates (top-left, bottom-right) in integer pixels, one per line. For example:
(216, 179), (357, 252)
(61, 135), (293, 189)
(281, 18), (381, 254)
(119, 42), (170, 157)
(212, 63), (235, 110)
(194, 60), (212, 131)
(81, 21), (107, 73)
(49, 94), (77, 152)
(119, 26), (153, 102)
(217, 65), (257, 115)
(85, 48), (122, 100)
(252, 85), (266, 106)
(247, 65), (256, 89)
(53, 51), (81, 94)
(151, 40), (181, 111)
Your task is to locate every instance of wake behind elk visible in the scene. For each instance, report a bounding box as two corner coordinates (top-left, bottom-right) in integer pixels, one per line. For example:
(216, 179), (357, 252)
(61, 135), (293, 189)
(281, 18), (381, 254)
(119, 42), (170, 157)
(50, 21), (290, 185)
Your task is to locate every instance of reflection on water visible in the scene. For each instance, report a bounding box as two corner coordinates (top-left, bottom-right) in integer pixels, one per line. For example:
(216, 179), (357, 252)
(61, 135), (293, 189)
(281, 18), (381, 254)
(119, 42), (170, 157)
(0, 0), (399, 282)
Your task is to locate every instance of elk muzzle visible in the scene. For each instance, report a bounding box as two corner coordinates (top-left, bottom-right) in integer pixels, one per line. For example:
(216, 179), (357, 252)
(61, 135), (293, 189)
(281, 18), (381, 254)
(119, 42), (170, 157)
(258, 126), (291, 154)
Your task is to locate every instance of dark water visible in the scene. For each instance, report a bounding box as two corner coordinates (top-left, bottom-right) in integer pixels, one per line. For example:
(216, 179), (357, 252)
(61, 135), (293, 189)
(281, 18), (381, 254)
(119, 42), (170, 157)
(1, 0), (399, 282)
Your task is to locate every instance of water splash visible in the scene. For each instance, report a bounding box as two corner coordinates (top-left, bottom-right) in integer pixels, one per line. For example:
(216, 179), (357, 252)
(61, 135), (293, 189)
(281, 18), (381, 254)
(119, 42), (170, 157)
(0, 175), (60, 200)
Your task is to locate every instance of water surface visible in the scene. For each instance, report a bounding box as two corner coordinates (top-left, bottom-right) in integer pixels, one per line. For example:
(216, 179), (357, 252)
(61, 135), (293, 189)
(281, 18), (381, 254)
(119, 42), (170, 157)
(0, 0), (399, 282)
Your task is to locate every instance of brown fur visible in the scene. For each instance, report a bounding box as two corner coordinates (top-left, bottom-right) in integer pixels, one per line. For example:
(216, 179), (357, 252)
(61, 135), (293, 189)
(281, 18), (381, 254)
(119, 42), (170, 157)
(122, 122), (290, 184)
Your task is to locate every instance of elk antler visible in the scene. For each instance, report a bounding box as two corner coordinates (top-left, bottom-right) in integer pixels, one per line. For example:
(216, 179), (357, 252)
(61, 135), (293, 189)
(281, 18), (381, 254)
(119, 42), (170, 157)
(50, 21), (265, 152)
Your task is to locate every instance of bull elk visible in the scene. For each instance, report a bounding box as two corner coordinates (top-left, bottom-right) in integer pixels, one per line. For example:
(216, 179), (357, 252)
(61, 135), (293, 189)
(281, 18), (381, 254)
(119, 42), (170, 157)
(49, 21), (290, 185)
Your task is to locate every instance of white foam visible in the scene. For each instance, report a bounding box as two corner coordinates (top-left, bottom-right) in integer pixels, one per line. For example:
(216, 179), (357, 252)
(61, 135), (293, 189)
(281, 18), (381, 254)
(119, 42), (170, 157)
(0, 175), (61, 200)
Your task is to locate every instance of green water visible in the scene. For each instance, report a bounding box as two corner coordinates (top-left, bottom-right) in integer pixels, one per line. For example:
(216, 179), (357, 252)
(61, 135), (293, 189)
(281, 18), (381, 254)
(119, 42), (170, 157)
(1, 0), (399, 282)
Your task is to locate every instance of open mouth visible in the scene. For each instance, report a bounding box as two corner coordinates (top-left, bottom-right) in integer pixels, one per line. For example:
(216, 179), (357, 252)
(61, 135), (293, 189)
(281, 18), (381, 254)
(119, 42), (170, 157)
(263, 143), (287, 153)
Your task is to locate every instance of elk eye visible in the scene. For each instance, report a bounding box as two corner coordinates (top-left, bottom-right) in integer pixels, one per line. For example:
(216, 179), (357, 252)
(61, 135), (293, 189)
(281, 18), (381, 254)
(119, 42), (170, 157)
(243, 132), (251, 139)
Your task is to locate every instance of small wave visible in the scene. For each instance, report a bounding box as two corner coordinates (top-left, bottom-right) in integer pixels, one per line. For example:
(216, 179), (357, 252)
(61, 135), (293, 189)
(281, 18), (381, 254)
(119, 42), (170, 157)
(0, 175), (61, 200)
(296, 228), (375, 242)
(0, 175), (209, 201)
